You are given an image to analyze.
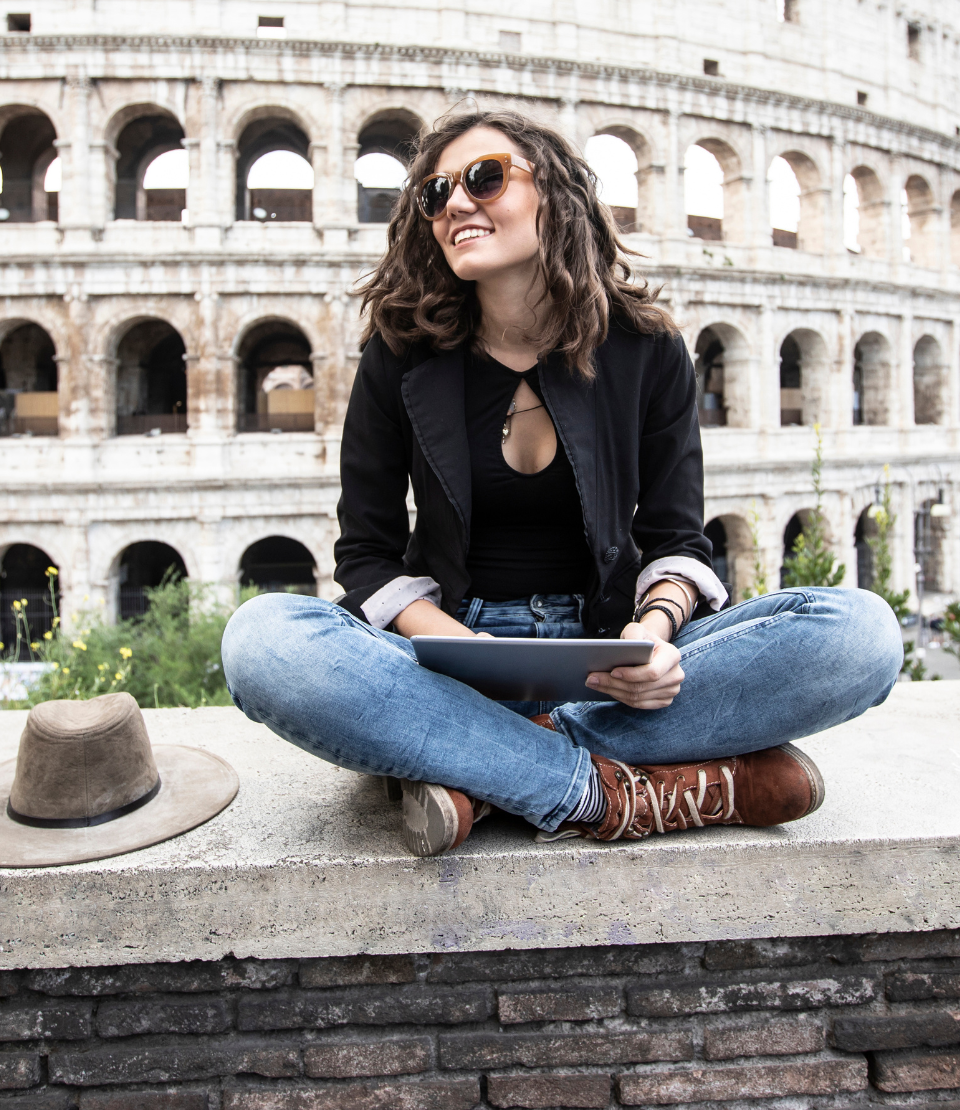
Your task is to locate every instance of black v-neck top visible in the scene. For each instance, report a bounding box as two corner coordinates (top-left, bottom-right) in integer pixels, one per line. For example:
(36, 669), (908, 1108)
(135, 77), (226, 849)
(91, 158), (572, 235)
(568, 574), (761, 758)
(463, 352), (592, 601)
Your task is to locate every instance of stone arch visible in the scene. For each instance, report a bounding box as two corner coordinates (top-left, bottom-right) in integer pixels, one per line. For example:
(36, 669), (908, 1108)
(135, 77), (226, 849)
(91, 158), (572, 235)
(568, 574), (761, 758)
(106, 105), (187, 221)
(779, 327), (829, 427)
(588, 124), (656, 234)
(902, 174), (938, 268)
(951, 190), (960, 266)
(355, 107), (423, 224)
(0, 542), (60, 657)
(916, 497), (950, 597)
(112, 318), (188, 436)
(234, 318), (315, 432)
(111, 540), (188, 620)
(852, 331), (892, 426)
(234, 108), (313, 222)
(0, 107), (58, 223)
(845, 165), (886, 258)
(239, 535), (318, 595)
(685, 137), (746, 244)
(693, 322), (751, 428)
(771, 150), (823, 253)
(913, 335), (946, 425)
(705, 514), (752, 599)
(0, 321), (59, 437)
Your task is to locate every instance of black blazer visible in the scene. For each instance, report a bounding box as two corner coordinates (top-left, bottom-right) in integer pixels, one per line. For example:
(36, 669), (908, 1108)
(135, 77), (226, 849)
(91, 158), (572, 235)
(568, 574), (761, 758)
(334, 321), (714, 637)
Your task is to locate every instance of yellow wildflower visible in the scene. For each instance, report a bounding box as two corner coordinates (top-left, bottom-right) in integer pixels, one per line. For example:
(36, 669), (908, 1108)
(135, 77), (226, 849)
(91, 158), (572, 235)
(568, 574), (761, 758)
(72, 640), (87, 651)
(114, 672), (123, 681)
(98, 663), (107, 671)
(30, 642), (39, 651)
(0, 642), (4, 651)
(83, 594), (89, 602)
(119, 647), (133, 660)
(52, 616), (60, 627)
(46, 566), (58, 577)
(51, 661), (59, 670)
(12, 601), (20, 611)
(43, 631), (52, 640)
(20, 598), (27, 606)
(62, 667), (70, 675)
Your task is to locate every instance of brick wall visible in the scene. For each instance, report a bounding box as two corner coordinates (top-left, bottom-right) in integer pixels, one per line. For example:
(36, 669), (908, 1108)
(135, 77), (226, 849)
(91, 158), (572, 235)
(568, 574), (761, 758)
(2, 929), (960, 1109)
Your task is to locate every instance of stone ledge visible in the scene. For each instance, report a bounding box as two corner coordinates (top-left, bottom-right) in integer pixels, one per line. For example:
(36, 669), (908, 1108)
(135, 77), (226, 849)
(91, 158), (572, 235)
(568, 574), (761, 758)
(1, 683), (958, 970)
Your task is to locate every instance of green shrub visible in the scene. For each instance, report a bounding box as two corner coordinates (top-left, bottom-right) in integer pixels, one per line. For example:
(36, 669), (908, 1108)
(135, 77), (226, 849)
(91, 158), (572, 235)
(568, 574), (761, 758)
(2, 572), (254, 709)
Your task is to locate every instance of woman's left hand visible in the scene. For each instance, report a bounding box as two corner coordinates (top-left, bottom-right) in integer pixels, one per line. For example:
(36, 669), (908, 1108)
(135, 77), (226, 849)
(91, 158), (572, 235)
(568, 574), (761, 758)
(585, 622), (684, 709)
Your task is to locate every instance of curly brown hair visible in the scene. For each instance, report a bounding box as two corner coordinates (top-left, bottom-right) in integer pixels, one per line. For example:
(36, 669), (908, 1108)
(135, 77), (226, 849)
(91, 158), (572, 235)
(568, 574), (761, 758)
(357, 108), (676, 380)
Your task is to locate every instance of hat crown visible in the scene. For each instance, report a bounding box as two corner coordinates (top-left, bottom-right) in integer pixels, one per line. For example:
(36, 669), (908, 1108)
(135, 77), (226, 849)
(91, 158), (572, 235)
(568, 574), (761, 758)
(9, 692), (158, 822)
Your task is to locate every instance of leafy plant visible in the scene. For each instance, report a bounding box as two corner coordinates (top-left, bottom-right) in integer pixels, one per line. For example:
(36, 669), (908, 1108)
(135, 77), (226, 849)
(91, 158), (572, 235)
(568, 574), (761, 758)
(942, 600), (960, 667)
(782, 424), (846, 588)
(2, 571), (254, 709)
(740, 499), (769, 600)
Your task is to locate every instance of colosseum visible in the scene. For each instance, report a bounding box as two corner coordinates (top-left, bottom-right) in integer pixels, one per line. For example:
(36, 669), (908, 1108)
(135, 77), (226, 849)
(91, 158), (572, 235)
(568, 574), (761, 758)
(0, 0), (957, 645)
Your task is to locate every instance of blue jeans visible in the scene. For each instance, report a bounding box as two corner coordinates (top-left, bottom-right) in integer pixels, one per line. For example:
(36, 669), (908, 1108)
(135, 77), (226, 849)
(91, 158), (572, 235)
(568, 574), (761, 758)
(221, 588), (902, 833)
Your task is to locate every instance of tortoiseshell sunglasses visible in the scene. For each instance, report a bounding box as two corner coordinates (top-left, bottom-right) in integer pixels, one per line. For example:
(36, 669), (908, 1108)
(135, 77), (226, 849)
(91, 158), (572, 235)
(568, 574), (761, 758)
(416, 153), (536, 220)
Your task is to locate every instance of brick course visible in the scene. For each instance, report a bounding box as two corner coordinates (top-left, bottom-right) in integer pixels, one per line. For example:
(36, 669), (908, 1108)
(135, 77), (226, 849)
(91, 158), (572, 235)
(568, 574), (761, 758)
(0, 931), (958, 1107)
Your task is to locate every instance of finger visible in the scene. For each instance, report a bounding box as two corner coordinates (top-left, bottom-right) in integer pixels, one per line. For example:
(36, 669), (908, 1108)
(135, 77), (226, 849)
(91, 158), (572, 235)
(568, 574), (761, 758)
(588, 664), (684, 690)
(474, 631), (495, 639)
(587, 674), (683, 700)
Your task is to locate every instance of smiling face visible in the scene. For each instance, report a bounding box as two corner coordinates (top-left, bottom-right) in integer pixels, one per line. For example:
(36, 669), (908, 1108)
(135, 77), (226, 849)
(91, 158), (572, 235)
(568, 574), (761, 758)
(429, 125), (541, 287)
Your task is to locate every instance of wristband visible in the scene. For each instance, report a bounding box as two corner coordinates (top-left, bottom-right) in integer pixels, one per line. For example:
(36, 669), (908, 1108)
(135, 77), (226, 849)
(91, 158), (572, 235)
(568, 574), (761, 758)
(634, 602), (679, 640)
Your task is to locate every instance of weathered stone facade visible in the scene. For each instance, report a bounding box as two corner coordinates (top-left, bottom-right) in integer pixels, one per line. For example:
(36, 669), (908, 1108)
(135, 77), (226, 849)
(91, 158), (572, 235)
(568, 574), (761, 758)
(0, 0), (958, 620)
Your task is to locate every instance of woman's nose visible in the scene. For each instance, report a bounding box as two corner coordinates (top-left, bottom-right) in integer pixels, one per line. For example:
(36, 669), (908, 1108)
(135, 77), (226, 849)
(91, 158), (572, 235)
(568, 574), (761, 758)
(445, 181), (478, 216)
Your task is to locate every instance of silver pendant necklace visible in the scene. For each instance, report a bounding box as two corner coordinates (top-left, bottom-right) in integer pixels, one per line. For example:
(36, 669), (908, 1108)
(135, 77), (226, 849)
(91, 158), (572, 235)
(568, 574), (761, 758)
(501, 400), (545, 443)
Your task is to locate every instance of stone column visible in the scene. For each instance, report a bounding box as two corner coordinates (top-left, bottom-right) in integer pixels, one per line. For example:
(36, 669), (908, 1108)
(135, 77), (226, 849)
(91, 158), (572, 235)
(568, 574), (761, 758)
(309, 140), (327, 231)
(191, 76), (224, 247)
(749, 124), (768, 249)
(664, 108), (684, 239)
(186, 291), (225, 437)
(898, 311), (915, 427)
(757, 303), (777, 431)
(836, 309), (854, 428)
(826, 139), (846, 266)
(58, 76), (95, 242)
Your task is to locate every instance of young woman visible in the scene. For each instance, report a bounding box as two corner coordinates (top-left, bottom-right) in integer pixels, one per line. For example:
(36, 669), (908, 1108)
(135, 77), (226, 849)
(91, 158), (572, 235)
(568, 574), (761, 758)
(222, 109), (902, 857)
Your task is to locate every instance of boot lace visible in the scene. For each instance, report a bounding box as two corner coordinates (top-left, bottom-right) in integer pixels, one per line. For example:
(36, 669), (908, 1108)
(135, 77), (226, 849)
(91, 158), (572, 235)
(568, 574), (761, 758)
(611, 760), (735, 835)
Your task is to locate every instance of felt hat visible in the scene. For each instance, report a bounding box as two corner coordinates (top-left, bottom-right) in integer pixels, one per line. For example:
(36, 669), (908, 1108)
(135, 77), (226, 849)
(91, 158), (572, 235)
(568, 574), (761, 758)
(0, 692), (238, 868)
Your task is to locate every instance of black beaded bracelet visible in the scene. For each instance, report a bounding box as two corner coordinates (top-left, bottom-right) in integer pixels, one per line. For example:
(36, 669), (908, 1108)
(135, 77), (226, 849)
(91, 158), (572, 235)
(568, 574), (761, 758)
(634, 602), (679, 640)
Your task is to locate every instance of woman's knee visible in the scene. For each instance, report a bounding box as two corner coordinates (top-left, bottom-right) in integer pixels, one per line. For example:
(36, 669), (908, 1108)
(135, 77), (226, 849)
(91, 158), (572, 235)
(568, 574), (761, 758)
(839, 588), (904, 694)
(221, 593), (341, 708)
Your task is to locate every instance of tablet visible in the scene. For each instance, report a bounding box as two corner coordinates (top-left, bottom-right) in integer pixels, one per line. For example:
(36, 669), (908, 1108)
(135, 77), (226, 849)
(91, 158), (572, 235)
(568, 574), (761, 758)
(411, 636), (655, 703)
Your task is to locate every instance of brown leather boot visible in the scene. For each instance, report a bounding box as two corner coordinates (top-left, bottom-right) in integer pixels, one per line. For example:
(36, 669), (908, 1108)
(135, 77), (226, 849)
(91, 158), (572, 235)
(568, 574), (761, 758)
(530, 714), (824, 841)
(399, 780), (492, 857)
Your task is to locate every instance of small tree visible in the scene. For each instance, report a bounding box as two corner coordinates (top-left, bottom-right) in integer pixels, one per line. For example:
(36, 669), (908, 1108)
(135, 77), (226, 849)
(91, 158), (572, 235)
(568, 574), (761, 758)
(782, 425), (846, 588)
(741, 500), (769, 600)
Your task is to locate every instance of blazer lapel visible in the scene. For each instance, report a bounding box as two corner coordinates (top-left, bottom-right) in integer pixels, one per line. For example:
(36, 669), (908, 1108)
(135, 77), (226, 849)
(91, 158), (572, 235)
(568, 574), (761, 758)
(401, 345), (472, 535)
(539, 351), (600, 557)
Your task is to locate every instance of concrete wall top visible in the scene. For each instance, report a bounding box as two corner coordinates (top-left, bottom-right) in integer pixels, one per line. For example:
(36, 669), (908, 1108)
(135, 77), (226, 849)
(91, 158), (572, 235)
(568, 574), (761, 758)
(0, 681), (958, 970)
(3, 0), (960, 135)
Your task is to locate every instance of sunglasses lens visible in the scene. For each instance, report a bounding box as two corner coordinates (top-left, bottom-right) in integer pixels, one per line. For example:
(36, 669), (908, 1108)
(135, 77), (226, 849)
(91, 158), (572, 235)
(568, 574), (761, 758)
(420, 177), (450, 218)
(465, 159), (505, 201)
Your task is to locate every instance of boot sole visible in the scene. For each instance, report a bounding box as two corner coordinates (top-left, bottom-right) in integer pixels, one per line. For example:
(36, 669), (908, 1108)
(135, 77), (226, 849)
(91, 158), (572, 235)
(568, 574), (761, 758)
(400, 780), (460, 857)
(779, 743), (825, 816)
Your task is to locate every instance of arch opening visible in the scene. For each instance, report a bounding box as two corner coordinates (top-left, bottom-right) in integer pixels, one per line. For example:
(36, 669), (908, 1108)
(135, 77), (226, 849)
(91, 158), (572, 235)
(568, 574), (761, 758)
(684, 143), (724, 241)
(768, 155), (800, 249)
(694, 326), (727, 426)
(0, 544), (59, 659)
(0, 109), (58, 223)
(237, 116), (312, 222)
(855, 505), (878, 589)
(115, 320), (187, 436)
(236, 320), (314, 432)
(117, 541), (187, 620)
(240, 536), (317, 595)
(902, 175), (937, 268)
(844, 167), (885, 257)
(113, 111), (186, 221)
(852, 331), (891, 426)
(913, 335), (945, 425)
(142, 148), (189, 221)
(587, 132), (641, 233)
(916, 498), (949, 598)
(356, 110), (421, 224)
(705, 514), (752, 599)
(0, 323), (58, 437)
(779, 328), (828, 427)
(781, 510), (817, 586)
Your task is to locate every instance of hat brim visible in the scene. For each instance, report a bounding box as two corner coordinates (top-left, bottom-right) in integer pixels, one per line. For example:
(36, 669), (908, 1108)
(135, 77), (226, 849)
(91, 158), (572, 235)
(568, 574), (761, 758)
(0, 745), (239, 868)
